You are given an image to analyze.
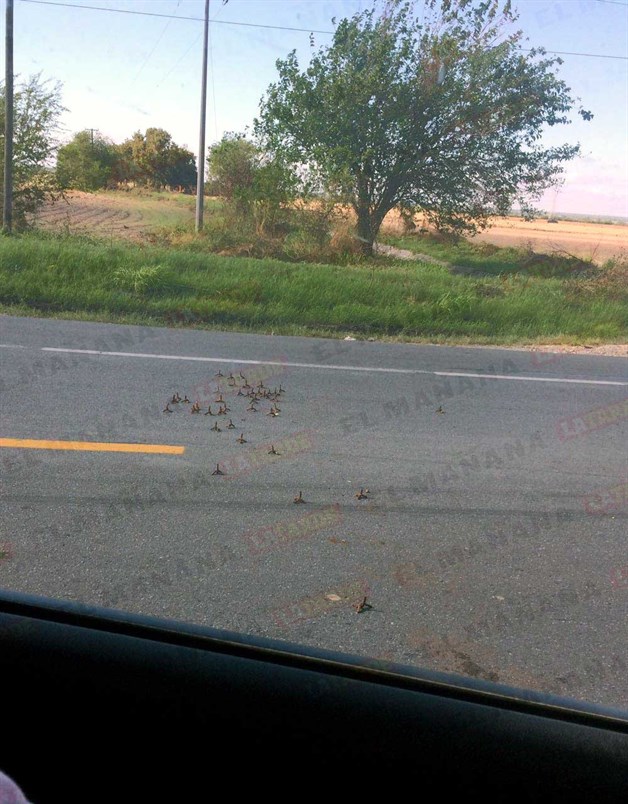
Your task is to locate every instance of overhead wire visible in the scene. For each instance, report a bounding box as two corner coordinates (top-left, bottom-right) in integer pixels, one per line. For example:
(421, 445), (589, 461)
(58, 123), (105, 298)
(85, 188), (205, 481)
(155, 32), (202, 88)
(155, 0), (223, 93)
(19, 0), (628, 61)
(20, 0), (337, 34)
(592, 0), (628, 7)
(130, 0), (182, 88)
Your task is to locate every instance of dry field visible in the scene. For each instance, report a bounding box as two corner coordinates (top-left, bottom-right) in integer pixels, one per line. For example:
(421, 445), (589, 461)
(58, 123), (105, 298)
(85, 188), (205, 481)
(472, 217), (628, 264)
(30, 190), (195, 240)
(32, 192), (628, 264)
(380, 210), (628, 264)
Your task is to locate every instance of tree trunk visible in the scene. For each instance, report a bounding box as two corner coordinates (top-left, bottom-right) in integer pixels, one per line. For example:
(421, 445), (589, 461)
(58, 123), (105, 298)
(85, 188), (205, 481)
(356, 205), (374, 256)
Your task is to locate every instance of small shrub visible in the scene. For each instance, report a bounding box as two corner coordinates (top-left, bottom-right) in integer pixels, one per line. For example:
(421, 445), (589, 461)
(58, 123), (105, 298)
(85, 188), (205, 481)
(399, 207), (417, 233)
(477, 243), (500, 256)
(564, 254), (628, 300)
(111, 264), (167, 294)
(434, 291), (475, 315)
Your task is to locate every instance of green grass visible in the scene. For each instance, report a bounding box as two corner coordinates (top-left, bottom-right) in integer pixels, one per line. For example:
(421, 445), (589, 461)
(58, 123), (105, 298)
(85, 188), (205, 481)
(106, 190), (221, 230)
(380, 231), (601, 278)
(116, 191), (197, 228)
(0, 230), (625, 344)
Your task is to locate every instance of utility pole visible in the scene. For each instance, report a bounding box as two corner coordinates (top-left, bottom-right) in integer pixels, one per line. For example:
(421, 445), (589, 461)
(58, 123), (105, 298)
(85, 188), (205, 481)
(3, 0), (14, 234)
(195, 0), (210, 232)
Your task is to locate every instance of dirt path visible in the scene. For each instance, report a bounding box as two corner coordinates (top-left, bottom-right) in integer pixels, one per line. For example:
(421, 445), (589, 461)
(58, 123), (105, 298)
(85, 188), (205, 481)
(375, 242), (449, 264)
(374, 241), (500, 276)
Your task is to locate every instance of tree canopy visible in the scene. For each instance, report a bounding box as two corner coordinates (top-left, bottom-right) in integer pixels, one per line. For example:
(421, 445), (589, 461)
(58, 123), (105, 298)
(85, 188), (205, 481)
(207, 132), (258, 208)
(207, 132), (297, 233)
(115, 128), (197, 191)
(255, 0), (591, 254)
(56, 129), (117, 191)
(0, 74), (65, 228)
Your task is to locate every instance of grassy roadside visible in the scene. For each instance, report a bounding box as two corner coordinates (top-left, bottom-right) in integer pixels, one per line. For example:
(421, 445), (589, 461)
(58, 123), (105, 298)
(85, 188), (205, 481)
(380, 231), (595, 276)
(0, 231), (626, 344)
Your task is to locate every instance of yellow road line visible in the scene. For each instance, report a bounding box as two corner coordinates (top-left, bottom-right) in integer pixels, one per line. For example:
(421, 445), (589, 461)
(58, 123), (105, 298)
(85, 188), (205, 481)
(0, 438), (185, 455)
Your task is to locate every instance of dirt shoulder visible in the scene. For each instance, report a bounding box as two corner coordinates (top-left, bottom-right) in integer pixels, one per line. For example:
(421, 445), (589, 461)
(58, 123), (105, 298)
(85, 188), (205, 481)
(468, 343), (627, 357)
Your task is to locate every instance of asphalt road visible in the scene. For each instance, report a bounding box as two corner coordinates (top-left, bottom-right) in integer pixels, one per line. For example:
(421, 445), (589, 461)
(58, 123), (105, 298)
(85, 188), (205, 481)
(1, 314), (627, 710)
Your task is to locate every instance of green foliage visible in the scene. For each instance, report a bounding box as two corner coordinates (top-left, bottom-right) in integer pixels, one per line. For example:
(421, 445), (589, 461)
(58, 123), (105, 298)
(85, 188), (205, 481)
(116, 128), (197, 191)
(111, 264), (167, 294)
(0, 74), (65, 228)
(1, 231), (625, 344)
(256, 0), (590, 254)
(110, 138), (138, 186)
(207, 132), (298, 234)
(245, 157), (298, 234)
(207, 133), (257, 211)
(56, 130), (117, 191)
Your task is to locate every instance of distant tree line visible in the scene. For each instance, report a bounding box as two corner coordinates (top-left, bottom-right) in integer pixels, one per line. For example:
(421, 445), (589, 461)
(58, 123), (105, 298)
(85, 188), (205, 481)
(56, 127), (197, 193)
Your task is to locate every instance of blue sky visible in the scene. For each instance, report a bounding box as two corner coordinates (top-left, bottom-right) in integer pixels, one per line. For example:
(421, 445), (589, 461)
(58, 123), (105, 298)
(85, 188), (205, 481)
(7, 0), (628, 216)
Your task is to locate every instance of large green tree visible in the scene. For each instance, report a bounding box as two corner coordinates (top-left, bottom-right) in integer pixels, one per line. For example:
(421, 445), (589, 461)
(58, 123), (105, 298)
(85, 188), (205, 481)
(56, 129), (117, 191)
(256, 0), (591, 254)
(207, 132), (297, 232)
(0, 74), (65, 228)
(117, 128), (197, 190)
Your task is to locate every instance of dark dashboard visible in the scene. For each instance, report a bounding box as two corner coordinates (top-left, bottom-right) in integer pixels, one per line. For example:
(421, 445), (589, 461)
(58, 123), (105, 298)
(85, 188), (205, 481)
(1, 589), (627, 800)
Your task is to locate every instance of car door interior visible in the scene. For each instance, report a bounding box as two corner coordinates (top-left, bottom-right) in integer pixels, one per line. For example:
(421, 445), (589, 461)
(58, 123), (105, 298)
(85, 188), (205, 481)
(1, 590), (627, 800)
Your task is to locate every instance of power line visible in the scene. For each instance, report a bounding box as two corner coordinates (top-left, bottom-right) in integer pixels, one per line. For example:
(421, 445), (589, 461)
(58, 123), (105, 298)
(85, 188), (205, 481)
(19, 0), (628, 60)
(156, 0), (226, 90)
(156, 31), (202, 88)
(536, 49), (626, 60)
(20, 0), (336, 34)
(130, 0), (181, 88)
(593, 0), (628, 7)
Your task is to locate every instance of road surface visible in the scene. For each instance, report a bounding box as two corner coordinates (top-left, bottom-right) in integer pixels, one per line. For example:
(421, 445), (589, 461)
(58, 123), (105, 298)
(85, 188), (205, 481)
(1, 314), (626, 709)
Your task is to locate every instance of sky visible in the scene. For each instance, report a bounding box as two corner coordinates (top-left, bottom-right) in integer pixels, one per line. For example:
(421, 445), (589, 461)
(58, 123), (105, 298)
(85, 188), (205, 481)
(5, 0), (628, 217)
